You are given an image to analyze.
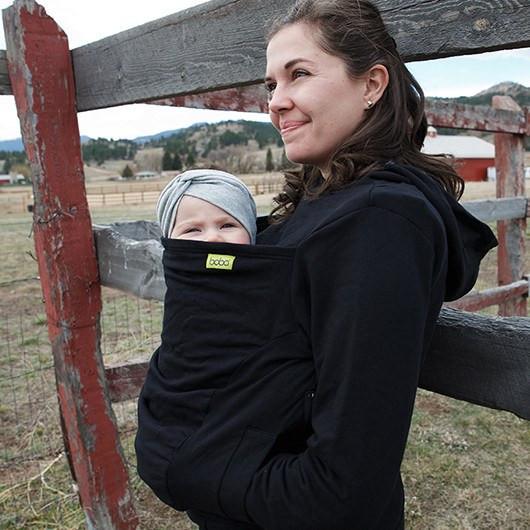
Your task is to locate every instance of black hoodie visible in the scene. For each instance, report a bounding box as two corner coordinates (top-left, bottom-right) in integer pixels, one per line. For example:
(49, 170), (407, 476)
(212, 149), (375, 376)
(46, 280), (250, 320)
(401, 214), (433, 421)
(135, 163), (497, 530)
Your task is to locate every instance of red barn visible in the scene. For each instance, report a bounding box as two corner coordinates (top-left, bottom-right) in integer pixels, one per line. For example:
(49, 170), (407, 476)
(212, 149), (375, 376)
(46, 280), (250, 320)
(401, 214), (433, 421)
(422, 126), (495, 182)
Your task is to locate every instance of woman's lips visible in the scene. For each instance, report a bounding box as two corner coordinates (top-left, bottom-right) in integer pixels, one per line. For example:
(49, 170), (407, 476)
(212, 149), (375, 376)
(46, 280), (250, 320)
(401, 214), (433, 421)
(280, 121), (307, 135)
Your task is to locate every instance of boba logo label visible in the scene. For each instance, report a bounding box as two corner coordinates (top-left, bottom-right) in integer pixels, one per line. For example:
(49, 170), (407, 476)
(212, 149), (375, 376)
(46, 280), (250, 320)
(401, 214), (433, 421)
(206, 253), (236, 270)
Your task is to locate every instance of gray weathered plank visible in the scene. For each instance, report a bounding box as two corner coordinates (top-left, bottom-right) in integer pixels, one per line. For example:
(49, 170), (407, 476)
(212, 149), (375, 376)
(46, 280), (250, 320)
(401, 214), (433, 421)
(422, 307), (530, 419)
(93, 222), (165, 301)
(72, 0), (530, 111)
(104, 308), (530, 420)
(462, 197), (528, 222)
(0, 49), (11, 95)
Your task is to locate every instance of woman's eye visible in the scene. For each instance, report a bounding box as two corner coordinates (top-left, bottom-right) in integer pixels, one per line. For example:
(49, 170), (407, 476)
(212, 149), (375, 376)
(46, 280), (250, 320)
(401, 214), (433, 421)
(264, 81), (276, 94)
(292, 69), (309, 80)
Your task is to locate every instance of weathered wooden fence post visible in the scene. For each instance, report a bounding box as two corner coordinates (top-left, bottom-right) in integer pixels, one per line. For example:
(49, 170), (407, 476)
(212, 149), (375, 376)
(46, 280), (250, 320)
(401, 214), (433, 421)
(493, 95), (527, 316)
(2, 1), (138, 528)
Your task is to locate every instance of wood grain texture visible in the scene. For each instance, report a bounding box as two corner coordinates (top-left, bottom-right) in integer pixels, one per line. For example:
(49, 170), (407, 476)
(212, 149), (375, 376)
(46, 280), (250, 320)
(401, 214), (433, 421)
(425, 99), (528, 134)
(148, 88), (529, 137)
(93, 222), (165, 301)
(422, 307), (530, 419)
(2, 2), (138, 528)
(72, 0), (530, 111)
(446, 279), (529, 311)
(462, 197), (528, 222)
(105, 307), (530, 420)
(106, 359), (150, 403)
(0, 49), (11, 95)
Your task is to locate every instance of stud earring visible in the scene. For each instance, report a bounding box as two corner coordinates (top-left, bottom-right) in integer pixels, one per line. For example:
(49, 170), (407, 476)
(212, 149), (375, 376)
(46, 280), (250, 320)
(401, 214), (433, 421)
(366, 100), (374, 109)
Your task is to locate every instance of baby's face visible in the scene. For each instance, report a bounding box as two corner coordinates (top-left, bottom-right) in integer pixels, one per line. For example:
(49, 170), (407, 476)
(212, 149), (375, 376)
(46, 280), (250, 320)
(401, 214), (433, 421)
(170, 195), (250, 244)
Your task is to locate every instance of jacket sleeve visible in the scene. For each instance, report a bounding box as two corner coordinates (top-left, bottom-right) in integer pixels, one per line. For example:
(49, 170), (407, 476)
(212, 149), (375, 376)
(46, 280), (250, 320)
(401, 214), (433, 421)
(245, 205), (443, 530)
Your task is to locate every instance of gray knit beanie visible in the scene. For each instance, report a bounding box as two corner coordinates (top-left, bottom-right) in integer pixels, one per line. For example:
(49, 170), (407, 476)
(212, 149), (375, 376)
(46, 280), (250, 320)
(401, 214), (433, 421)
(157, 169), (257, 243)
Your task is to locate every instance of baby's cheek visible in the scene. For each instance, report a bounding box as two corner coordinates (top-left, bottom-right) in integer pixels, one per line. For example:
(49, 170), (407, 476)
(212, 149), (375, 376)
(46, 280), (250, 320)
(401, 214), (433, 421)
(233, 230), (251, 244)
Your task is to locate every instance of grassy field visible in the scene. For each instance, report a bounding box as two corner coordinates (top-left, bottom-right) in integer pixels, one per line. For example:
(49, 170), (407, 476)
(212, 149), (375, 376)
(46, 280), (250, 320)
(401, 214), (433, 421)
(0, 180), (529, 529)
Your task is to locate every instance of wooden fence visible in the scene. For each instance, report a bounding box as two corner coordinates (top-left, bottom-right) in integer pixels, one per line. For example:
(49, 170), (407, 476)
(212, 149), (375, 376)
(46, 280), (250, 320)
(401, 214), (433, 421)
(1, 0), (529, 528)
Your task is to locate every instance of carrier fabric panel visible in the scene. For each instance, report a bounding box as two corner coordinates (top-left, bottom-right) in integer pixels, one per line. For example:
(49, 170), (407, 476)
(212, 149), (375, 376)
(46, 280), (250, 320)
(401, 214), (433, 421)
(137, 238), (315, 513)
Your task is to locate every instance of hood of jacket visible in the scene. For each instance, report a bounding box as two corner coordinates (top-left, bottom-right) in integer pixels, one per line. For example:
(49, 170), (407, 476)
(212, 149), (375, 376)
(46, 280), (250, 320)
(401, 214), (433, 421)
(370, 161), (498, 301)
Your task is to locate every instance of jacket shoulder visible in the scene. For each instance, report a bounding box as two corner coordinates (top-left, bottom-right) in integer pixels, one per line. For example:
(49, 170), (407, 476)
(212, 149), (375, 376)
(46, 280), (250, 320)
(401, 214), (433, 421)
(325, 177), (446, 244)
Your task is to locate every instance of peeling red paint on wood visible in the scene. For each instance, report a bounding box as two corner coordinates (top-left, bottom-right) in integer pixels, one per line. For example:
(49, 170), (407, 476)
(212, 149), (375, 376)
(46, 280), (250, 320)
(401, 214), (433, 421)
(149, 87), (530, 138)
(106, 360), (149, 403)
(149, 84), (269, 113)
(493, 96), (527, 317)
(2, 2), (138, 528)
(426, 99), (528, 134)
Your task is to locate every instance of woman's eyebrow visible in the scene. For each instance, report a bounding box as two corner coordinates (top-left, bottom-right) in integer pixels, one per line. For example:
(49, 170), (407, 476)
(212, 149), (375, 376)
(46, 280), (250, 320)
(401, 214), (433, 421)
(264, 58), (312, 81)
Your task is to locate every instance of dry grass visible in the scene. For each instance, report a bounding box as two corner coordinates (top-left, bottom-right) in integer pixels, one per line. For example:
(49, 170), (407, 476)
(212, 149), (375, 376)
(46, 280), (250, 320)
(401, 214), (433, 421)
(0, 181), (528, 529)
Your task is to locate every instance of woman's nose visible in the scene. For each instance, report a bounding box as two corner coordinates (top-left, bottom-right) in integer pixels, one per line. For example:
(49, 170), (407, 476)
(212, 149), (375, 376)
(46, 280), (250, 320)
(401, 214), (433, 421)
(268, 85), (293, 114)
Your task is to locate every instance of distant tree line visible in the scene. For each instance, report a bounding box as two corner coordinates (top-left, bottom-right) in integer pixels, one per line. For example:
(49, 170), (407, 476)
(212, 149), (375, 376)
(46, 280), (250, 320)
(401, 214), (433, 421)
(82, 138), (138, 166)
(0, 150), (31, 180)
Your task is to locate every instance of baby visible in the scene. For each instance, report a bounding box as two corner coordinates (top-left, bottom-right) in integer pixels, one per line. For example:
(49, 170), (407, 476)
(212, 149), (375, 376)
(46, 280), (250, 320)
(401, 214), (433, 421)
(156, 169), (257, 244)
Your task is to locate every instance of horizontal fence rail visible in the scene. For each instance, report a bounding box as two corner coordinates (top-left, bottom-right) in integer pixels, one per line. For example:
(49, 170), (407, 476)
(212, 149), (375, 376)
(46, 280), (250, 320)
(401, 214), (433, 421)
(151, 90), (530, 135)
(446, 279), (529, 312)
(104, 306), (530, 420)
(425, 99), (530, 135)
(95, 220), (530, 420)
(2, 1), (529, 108)
(2, 53), (528, 136)
(463, 197), (528, 223)
(93, 198), (530, 303)
(105, 303), (530, 419)
(66, 0), (530, 111)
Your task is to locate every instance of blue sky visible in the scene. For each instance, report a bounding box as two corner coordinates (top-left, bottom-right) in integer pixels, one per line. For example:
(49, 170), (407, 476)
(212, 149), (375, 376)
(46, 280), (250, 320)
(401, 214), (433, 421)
(0, 0), (528, 142)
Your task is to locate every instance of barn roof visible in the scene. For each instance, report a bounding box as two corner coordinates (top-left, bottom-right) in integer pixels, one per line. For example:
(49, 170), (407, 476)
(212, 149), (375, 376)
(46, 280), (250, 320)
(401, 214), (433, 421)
(422, 130), (495, 159)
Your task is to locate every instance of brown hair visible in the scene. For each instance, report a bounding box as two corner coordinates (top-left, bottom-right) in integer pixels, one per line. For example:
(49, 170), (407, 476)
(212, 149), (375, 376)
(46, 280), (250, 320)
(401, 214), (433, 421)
(267, 0), (464, 222)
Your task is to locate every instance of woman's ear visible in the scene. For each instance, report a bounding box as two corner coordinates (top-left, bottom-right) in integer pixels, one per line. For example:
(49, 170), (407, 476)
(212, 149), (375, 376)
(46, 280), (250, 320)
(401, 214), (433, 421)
(364, 64), (389, 108)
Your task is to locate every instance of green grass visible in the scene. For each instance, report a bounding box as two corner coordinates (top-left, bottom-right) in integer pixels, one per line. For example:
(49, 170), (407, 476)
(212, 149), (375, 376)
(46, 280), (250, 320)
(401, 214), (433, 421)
(0, 194), (528, 529)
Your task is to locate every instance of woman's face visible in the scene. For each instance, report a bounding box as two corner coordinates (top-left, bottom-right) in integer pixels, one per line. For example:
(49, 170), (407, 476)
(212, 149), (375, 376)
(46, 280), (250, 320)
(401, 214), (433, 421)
(265, 23), (369, 174)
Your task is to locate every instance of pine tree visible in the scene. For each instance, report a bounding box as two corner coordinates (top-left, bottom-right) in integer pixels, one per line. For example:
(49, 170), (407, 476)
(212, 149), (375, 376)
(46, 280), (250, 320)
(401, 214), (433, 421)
(265, 147), (274, 172)
(280, 149), (291, 169)
(162, 150), (173, 171)
(172, 153), (183, 171)
(186, 150), (196, 168)
(121, 164), (134, 179)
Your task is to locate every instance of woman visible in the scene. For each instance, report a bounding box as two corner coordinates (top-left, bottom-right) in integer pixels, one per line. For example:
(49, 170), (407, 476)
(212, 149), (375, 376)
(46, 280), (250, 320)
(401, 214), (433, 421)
(135, 1), (497, 528)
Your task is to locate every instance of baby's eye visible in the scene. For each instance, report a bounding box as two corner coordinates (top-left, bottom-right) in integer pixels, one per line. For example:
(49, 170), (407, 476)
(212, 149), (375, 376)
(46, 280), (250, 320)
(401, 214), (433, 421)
(183, 227), (200, 234)
(221, 223), (237, 229)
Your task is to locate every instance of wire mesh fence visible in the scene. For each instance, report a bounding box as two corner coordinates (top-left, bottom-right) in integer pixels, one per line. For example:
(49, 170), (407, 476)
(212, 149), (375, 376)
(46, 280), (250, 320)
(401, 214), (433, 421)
(0, 211), (175, 528)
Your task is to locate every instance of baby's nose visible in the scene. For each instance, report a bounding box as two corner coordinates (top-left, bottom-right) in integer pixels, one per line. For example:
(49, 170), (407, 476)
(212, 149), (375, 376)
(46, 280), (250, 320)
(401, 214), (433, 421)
(205, 230), (224, 243)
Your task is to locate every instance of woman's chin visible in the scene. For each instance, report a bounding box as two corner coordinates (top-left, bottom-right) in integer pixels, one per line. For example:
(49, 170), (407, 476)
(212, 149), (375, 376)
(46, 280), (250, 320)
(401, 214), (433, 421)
(284, 149), (313, 167)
